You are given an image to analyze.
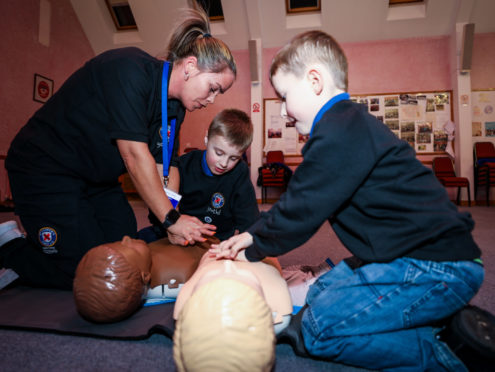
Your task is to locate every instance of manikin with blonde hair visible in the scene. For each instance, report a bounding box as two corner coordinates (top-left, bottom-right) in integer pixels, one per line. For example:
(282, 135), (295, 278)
(173, 252), (293, 372)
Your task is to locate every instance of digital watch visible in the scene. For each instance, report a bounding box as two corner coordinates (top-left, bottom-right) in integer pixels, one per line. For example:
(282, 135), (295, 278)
(162, 209), (181, 230)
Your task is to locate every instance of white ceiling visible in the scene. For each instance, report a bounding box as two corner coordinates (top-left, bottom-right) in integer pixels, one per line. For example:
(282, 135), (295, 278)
(71, 0), (495, 56)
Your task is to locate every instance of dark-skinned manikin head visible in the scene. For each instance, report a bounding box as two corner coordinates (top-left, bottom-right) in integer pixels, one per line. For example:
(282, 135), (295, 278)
(73, 236), (151, 323)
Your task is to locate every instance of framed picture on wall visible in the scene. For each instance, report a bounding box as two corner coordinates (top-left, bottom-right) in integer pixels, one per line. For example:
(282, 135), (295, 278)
(33, 73), (54, 103)
(286, 0), (320, 14)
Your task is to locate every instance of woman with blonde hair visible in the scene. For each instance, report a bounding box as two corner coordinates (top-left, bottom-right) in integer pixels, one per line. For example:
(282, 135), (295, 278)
(1, 4), (236, 290)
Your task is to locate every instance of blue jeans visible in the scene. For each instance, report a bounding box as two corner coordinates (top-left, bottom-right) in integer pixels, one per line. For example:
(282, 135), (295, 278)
(302, 257), (484, 371)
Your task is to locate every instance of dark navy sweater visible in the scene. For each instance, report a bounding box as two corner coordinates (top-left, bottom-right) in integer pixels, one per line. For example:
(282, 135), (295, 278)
(178, 150), (259, 240)
(246, 99), (480, 263)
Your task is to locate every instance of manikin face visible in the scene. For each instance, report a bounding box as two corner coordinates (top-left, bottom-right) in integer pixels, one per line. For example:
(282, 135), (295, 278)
(180, 67), (235, 112)
(205, 135), (243, 176)
(173, 254), (293, 325)
(271, 70), (321, 135)
(116, 236), (152, 274)
(194, 259), (264, 297)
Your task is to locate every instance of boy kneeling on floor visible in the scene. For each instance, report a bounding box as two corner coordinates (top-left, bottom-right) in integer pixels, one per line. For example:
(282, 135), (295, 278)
(211, 30), (487, 371)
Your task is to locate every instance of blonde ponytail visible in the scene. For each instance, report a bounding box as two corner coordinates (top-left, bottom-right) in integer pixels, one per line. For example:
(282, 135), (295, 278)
(166, 7), (236, 76)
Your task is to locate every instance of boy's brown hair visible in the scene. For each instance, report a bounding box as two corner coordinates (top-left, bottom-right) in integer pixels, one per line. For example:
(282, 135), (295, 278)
(269, 30), (348, 91)
(208, 109), (253, 152)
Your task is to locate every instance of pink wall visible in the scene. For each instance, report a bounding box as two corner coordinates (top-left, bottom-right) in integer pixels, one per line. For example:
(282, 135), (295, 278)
(345, 36), (452, 94)
(180, 33), (494, 178)
(184, 36), (454, 152)
(471, 33), (495, 90)
(262, 36), (452, 98)
(0, 0), (94, 200)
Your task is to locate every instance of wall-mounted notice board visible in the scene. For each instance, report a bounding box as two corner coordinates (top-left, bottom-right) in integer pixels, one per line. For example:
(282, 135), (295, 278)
(472, 89), (495, 147)
(263, 98), (306, 157)
(263, 91), (452, 156)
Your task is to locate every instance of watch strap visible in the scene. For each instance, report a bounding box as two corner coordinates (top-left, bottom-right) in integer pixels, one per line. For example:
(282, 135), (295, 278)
(162, 209), (181, 230)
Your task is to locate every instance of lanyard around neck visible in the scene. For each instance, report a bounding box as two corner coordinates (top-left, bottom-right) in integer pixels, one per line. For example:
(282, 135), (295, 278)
(162, 62), (176, 183)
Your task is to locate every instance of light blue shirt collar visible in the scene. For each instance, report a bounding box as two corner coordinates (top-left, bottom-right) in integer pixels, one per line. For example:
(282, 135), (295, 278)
(201, 150), (214, 177)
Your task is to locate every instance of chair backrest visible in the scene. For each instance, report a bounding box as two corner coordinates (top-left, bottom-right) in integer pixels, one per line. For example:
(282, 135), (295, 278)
(474, 142), (495, 159)
(183, 147), (199, 154)
(266, 150), (284, 164)
(432, 157), (456, 178)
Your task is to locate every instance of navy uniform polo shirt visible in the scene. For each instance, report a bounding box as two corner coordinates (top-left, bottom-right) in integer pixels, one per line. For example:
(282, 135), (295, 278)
(178, 150), (259, 240)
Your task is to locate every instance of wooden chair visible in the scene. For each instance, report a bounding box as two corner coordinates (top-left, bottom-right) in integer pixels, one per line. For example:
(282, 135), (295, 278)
(432, 157), (470, 206)
(474, 142), (495, 206)
(183, 147), (199, 154)
(257, 151), (292, 203)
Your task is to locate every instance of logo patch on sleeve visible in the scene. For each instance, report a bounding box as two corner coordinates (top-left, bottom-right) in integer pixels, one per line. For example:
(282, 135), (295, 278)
(39, 227), (58, 247)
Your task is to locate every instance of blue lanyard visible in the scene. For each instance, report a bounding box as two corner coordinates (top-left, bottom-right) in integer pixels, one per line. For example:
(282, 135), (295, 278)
(161, 62), (176, 181)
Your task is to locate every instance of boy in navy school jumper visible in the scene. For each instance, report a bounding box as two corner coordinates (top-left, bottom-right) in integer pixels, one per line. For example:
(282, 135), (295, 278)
(139, 108), (259, 243)
(211, 31), (484, 371)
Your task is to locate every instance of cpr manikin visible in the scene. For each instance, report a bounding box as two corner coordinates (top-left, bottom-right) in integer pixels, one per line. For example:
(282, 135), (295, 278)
(173, 254), (293, 372)
(73, 235), (292, 330)
(73, 236), (212, 323)
(173, 253), (293, 334)
(73, 236), (152, 323)
(146, 235), (213, 299)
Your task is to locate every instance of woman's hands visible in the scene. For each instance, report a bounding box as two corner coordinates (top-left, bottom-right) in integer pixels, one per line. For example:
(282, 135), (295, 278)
(117, 139), (216, 246)
(209, 232), (253, 259)
(167, 214), (216, 245)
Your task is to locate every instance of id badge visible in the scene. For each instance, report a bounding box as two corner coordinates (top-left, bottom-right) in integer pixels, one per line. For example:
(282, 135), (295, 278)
(164, 187), (182, 209)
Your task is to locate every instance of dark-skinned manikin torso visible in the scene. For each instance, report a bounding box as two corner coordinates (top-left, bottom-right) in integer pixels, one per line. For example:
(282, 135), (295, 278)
(73, 236), (292, 334)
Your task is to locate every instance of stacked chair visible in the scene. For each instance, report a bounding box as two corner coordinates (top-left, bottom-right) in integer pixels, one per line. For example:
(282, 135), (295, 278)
(257, 150), (292, 203)
(473, 142), (495, 206)
(432, 157), (471, 206)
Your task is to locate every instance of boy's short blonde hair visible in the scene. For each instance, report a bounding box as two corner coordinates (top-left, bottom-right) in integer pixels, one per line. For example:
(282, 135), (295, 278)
(270, 30), (348, 91)
(208, 109), (253, 152)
